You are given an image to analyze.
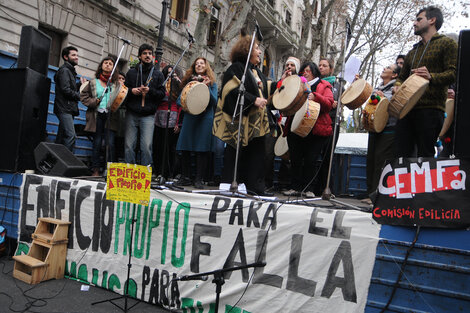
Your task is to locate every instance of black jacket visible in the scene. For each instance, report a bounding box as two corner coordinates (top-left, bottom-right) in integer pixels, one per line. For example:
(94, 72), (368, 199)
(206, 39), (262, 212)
(124, 63), (165, 116)
(53, 62), (80, 116)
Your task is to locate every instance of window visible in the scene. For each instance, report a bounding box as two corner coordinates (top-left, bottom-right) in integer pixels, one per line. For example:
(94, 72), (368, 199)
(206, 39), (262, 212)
(170, 0), (191, 23)
(314, 0), (318, 17)
(38, 24), (64, 67)
(285, 10), (292, 26)
(268, 0), (275, 7)
(207, 5), (220, 47)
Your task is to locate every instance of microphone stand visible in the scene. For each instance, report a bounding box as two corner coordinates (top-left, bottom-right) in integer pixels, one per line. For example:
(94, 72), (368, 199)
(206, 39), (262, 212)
(320, 21), (365, 211)
(229, 27), (258, 193)
(92, 206), (141, 312)
(156, 33), (195, 186)
(175, 262), (266, 313)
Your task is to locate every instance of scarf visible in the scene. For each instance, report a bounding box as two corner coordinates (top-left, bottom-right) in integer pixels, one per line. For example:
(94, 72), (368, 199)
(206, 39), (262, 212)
(99, 73), (111, 83)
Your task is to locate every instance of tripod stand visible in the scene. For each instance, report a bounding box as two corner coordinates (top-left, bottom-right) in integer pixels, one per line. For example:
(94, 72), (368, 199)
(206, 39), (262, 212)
(175, 262), (266, 313)
(92, 205), (140, 312)
(156, 33), (195, 186)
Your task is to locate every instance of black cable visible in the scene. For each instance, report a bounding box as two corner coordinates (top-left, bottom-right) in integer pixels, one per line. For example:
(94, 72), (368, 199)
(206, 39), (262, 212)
(379, 226), (421, 313)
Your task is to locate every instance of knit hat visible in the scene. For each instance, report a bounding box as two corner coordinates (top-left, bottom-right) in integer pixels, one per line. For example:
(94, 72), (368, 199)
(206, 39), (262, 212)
(286, 57), (300, 74)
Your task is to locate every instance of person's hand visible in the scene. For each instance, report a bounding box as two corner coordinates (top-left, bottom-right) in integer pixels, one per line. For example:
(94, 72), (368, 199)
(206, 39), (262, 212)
(141, 85), (149, 94)
(392, 85), (399, 94)
(308, 93), (315, 101)
(375, 91), (385, 97)
(96, 98), (101, 106)
(281, 70), (291, 80)
(354, 74), (361, 82)
(411, 66), (431, 80)
(447, 89), (455, 99)
(332, 100), (338, 109)
(132, 87), (142, 95)
(80, 77), (87, 84)
(254, 97), (267, 109)
(202, 76), (211, 85)
(174, 125), (180, 134)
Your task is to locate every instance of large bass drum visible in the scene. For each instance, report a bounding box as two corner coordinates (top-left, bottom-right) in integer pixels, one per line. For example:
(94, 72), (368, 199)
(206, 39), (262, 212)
(180, 81), (210, 115)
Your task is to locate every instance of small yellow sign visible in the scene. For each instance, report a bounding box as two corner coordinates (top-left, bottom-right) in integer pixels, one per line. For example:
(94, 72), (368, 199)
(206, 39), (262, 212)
(106, 163), (152, 205)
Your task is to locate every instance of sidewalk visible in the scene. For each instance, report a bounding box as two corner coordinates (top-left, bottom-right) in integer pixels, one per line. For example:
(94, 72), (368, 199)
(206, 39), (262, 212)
(0, 257), (170, 313)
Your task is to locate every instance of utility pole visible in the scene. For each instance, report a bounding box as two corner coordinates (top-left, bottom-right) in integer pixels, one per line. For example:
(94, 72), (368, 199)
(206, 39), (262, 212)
(155, 0), (169, 65)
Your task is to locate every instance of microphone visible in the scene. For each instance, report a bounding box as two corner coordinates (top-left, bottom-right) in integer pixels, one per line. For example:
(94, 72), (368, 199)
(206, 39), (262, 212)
(186, 28), (195, 43)
(175, 275), (208, 281)
(255, 21), (263, 42)
(118, 36), (131, 45)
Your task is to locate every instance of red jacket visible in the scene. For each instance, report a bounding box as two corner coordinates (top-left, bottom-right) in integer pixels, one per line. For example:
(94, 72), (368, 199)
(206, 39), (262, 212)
(311, 80), (334, 137)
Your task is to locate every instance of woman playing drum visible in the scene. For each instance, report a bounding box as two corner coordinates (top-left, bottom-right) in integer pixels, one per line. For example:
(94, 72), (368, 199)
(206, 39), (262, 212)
(175, 58), (218, 188)
(283, 62), (334, 197)
(213, 30), (275, 196)
(80, 56), (123, 176)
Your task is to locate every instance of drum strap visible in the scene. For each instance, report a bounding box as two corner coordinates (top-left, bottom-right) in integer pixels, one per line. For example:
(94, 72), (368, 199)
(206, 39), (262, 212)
(410, 39), (431, 74)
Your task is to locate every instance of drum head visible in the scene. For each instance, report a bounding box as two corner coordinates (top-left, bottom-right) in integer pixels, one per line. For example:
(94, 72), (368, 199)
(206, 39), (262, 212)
(274, 136), (289, 157)
(373, 98), (390, 132)
(341, 79), (367, 105)
(291, 100), (308, 131)
(273, 75), (302, 110)
(186, 82), (210, 115)
(439, 98), (455, 137)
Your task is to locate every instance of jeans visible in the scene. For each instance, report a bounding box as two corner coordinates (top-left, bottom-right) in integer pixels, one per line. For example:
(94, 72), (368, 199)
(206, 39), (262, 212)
(124, 111), (154, 166)
(92, 112), (116, 169)
(55, 113), (76, 152)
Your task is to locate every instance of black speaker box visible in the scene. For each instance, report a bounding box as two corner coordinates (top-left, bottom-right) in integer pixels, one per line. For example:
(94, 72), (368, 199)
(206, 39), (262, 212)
(34, 142), (89, 177)
(0, 68), (51, 172)
(17, 26), (51, 76)
(454, 29), (470, 157)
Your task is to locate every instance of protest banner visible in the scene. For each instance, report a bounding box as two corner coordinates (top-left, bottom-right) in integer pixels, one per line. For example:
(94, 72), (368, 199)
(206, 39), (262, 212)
(373, 158), (470, 228)
(17, 174), (380, 312)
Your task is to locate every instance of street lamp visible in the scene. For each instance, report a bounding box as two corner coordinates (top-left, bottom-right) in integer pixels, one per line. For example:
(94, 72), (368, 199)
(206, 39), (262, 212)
(155, 0), (169, 65)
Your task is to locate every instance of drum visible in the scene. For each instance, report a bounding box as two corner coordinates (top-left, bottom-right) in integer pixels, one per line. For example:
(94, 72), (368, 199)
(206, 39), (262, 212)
(389, 74), (429, 119)
(274, 135), (289, 160)
(362, 98), (390, 132)
(110, 84), (128, 112)
(291, 100), (321, 137)
(79, 80), (89, 94)
(341, 78), (372, 110)
(272, 75), (309, 116)
(439, 98), (455, 137)
(180, 81), (210, 115)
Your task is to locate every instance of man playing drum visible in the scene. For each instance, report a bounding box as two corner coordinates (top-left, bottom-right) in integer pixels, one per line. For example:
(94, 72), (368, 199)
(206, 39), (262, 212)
(363, 63), (401, 204)
(124, 44), (166, 166)
(393, 6), (457, 158)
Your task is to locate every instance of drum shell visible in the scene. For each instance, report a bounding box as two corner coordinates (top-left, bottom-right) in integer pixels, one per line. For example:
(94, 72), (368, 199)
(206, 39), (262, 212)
(110, 84), (128, 113)
(341, 79), (372, 110)
(439, 98), (455, 137)
(180, 81), (210, 115)
(273, 75), (309, 116)
(389, 74), (429, 119)
(291, 100), (321, 137)
(362, 98), (390, 133)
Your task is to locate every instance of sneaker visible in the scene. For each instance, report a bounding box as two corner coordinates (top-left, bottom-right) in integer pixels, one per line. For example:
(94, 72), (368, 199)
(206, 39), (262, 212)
(303, 191), (315, 198)
(283, 189), (299, 196)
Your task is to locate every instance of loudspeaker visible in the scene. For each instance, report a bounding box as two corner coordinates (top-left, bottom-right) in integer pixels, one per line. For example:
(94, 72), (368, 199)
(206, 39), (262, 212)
(17, 26), (51, 76)
(0, 68), (51, 172)
(454, 29), (470, 157)
(34, 142), (89, 177)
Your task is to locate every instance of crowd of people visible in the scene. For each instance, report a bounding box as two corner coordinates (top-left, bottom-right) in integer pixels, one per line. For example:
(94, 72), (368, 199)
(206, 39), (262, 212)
(53, 5), (457, 199)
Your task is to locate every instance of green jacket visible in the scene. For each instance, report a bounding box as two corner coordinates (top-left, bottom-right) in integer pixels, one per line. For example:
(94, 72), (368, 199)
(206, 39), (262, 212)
(396, 33), (457, 111)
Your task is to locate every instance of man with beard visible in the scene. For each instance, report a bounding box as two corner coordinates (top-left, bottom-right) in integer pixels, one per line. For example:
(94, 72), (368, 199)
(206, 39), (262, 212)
(393, 6), (457, 158)
(54, 46), (85, 152)
(124, 44), (165, 166)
